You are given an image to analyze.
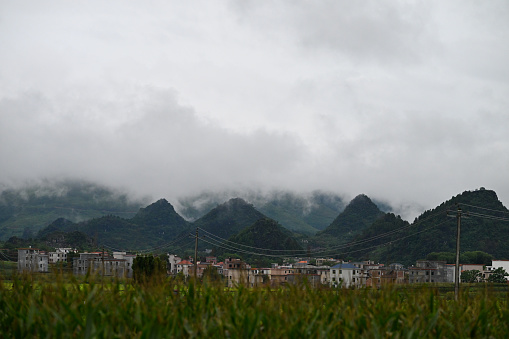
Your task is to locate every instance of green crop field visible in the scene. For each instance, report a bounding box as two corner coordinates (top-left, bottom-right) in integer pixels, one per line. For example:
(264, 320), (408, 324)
(1, 273), (509, 338)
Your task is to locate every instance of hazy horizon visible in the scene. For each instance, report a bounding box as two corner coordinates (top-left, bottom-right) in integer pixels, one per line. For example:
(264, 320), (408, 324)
(1, 1), (508, 221)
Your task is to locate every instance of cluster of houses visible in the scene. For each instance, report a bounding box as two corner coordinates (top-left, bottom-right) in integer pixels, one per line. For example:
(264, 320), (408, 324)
(168, 254), (509, 288)
(17, 247), (509, 287)
(17, 247), (135, 278)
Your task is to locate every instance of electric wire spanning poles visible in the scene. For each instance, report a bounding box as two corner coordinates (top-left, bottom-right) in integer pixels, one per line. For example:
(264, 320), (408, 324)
(194, 228), (198, 279)
(447, 205), (468, 301)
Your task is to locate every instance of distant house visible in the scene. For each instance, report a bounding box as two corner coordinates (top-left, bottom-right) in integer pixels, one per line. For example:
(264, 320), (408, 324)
(487, 260), (509, 278)
(366, 266), (406, 288)
(409, 260), (451, 283)
(205, 256), (217, 264)
(176, 260), (193, 277)
(485, 260), (509, 281)
(18, 248), (49, 273)
(73, 251), (134, 278)
(247, 268), (270, 287)
(330, 263), (366, 288)
(267, 266), (294, 287)
(48, 248), (76, 264)
(224, 258), (251, 288)
(167, 254), (182, 275)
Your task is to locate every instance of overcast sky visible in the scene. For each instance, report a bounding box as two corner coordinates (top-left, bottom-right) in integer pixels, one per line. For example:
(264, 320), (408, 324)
(1, 1), (508, 219)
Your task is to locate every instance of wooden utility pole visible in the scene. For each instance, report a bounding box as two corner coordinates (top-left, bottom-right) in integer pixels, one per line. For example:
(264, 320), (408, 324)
(454, 207), (462, 301)
(102, 246), (105, 288)
(194, 228), (198, 279)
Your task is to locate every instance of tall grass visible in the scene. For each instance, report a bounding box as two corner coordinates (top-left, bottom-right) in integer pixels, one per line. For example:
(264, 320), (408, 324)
(1, 274), (508, 338)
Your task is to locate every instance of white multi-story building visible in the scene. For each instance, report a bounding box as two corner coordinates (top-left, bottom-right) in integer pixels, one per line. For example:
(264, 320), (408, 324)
(48, 248), (76, 264)
(176, 260), (193, 277)
(167, 254), (182, 275)
(18, 248), (49, 273)
(330, 263), (366, 288)
(485, 260), (509, 281)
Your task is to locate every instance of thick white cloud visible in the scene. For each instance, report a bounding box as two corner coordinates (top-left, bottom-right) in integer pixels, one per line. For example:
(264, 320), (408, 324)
(0, 0), (508, 219)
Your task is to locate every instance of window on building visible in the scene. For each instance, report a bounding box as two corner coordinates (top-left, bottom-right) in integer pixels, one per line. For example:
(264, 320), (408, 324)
(332, 270), (336, 274)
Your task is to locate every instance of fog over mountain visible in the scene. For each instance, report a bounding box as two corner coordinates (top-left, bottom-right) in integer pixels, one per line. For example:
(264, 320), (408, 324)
(1, 1), (508, 221)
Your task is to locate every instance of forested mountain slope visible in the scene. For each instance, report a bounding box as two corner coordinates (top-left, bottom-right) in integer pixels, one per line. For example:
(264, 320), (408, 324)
(347, 189), (509, 265)
(0, 180), (146, 240)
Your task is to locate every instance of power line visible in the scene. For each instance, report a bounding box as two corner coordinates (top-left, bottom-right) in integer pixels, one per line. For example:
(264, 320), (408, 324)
(458, 203), (509, 215)
(200, 236), (297, 258)
(323, 219), (452, 258)
(198, 227), (307, 253)
(467, 212), (509, 222)
(0, 251), (16, 262)
(198, 207), (449, 256)
(100, 232), (193, 254)
(202, 217), (452, 259)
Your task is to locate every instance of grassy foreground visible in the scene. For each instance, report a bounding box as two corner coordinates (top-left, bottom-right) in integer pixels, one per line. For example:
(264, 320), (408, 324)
(1, 275), (509, 338)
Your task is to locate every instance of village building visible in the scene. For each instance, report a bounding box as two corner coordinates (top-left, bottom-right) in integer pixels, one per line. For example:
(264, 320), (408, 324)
(224, 258), (251, 287)
(176, 260), (193, 277)
(73, 251), (134, 278)
(486, 260), (509, 281)
(408, 260), (451, 283)
(366, 264), (407, 288)
(167, 254), (182, 275)
(18, 248), (49, 273)
(48, 248), (76, 264)
(247, 268), (270, 287)
(267, 266), (294, 287)
(330, 263), (367, 288)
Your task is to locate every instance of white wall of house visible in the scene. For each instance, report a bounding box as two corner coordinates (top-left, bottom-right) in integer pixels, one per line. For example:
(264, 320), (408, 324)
(487, 260), (509, 281)
(168, 254), (182, 275)
(18, 249), (49, 273)
(330, 264), (365, 288)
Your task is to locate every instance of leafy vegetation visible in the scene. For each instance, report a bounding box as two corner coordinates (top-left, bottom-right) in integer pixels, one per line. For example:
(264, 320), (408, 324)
(132, 255), (167, 284)
(2, 275), (509, 337)
(427, 251), (493, 265)
(461, 270), (482, 283)
(487, 267), (509, 283)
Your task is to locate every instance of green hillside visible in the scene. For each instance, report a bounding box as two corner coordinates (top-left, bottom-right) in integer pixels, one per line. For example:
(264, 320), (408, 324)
(314, 194), (384, 247)
(177, 190), (345, 235)
(36, 199), (191, 251)
(192, 198), (267, 240)
(258, 191), (345, 234)
(0, 180), (146, 241)
(214, 218), (304, 267)
(347, 188), (509, 266)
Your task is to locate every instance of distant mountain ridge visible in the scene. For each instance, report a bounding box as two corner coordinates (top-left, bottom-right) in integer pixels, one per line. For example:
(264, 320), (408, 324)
(36, 198), (192, 250)
(315, 194), (384, 245)
(214, 218), (304, 267)
(4, 181), (509, 267)
(348, 188), (509, 265)
(193, 198), (267, 240)
(0, 180), (147, 241)
(177, 190), (347, 235)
